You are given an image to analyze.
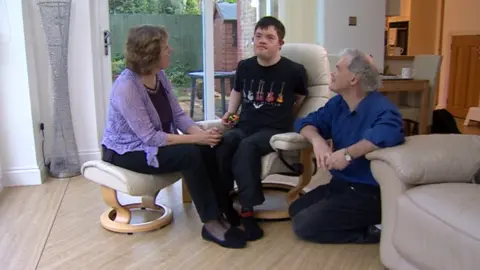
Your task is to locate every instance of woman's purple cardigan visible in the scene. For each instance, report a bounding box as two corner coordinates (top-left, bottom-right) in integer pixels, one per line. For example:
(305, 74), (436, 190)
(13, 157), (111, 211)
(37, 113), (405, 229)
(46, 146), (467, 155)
(101, 68), (197, 167)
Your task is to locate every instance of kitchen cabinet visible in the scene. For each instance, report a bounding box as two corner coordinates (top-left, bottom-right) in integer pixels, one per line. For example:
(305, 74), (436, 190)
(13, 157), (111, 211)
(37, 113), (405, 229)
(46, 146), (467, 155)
(386, 0), (401, 16)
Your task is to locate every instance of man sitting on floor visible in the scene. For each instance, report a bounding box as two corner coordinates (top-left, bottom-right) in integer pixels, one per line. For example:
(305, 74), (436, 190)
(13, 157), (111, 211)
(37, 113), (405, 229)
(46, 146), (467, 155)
(290, 48), (405, 244)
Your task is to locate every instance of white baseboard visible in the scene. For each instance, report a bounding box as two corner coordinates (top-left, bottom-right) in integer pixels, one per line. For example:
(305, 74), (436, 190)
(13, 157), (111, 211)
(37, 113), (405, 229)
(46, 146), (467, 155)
(2, 166), (46, 186)
(79, 149), (101, 164)
(1, 150), (101, 187)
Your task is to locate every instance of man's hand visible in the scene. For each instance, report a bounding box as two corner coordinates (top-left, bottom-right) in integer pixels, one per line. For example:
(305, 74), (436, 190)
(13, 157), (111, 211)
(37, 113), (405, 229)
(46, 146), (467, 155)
(325, 149), (350, 171)
(312, 137), (332, 170)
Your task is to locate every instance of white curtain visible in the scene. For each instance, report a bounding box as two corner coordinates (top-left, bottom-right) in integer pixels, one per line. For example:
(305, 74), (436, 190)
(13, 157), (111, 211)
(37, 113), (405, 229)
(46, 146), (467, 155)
(0, 157), (3, 191)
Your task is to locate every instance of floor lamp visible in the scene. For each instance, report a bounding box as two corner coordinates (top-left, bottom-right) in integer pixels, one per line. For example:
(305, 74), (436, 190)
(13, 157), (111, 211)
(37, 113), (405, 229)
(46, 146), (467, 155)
(37, 0), (81, 178)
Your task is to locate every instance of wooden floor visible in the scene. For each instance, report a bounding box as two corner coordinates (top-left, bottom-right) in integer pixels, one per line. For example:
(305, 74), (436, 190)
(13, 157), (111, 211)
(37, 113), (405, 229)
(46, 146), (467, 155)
(2, 118), (478, 270)
(0, 172), (383, 270)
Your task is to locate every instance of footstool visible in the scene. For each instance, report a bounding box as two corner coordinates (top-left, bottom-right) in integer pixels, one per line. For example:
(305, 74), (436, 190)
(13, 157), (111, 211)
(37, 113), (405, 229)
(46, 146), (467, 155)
(81, 160), (182, 234)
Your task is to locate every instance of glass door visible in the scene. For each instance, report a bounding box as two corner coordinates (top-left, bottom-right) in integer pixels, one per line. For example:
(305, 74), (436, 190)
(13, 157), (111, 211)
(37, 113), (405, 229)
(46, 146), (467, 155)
(102, 0), (216, 121)
(212, 0), (276, 117)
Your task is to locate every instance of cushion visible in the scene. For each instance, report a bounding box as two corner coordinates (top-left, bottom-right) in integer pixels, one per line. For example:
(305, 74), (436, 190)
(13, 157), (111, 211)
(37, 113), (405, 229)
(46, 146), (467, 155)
(392, 183), (480, 270)
(81, 160), (181, 196)
(280, 43), (330, 87)
(261, 151), (305, 179)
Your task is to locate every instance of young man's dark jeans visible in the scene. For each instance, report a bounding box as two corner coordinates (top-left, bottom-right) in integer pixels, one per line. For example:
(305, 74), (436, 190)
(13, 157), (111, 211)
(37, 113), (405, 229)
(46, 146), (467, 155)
(215, 127), (282, 207)
(289, 177), (382, 244)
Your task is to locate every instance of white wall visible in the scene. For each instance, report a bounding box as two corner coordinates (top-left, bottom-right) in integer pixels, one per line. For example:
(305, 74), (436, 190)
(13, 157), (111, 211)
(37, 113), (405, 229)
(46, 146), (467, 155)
(317, 0), (386, 71)
(0, 0), (105, 186)
(0, 0), (5, 192)
(0, 0), (44, 186)
(278, 0), (318, 44)
(277, 0), (386, 71)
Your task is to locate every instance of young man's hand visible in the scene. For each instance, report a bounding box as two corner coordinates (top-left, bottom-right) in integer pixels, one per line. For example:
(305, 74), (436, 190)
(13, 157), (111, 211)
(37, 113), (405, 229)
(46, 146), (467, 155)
(221, 112), (238, 128)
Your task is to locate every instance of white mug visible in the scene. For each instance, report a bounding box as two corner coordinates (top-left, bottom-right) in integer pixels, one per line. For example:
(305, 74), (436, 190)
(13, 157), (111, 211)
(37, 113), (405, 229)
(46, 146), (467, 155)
(401, 67), (413, 79)
(394, 47), (404, 56)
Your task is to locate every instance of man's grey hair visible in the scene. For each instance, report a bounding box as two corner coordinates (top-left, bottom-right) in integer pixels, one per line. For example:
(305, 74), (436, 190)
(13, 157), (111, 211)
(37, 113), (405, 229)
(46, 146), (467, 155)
(338, 48), (382, 92)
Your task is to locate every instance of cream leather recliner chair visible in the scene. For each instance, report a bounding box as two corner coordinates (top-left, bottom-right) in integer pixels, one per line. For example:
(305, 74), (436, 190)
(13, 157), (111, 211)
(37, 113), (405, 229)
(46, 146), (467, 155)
(193, 43), (333, 219)
(366, 134), (480, 270)
(81, 43), (333, 233)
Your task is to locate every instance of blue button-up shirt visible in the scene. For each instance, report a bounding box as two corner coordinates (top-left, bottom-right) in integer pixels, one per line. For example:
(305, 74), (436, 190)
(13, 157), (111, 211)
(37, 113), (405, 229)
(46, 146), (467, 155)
(294, 90), (405, 186)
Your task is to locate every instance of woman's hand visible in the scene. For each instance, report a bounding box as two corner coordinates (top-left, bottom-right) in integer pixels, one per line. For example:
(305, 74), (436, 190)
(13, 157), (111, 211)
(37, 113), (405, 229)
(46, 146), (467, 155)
(193, 129), (222, 146)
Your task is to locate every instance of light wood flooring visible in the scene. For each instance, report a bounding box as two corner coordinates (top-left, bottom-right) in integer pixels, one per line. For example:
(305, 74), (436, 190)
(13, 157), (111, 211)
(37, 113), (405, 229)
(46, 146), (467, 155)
(0, 171), (383, 270)
(2, 119), (478, 270)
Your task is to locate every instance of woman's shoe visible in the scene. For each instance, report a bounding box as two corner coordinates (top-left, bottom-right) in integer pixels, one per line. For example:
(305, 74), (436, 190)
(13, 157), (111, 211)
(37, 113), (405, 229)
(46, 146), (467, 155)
(201, 225), (247, 249)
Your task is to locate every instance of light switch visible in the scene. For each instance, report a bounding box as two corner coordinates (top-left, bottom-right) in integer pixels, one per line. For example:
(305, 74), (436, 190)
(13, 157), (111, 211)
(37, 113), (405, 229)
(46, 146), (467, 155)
(349, 16), (357, 26)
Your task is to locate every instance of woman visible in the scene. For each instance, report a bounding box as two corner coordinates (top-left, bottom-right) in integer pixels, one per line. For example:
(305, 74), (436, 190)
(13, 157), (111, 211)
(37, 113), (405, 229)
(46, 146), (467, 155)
(101, 25), (245, 249)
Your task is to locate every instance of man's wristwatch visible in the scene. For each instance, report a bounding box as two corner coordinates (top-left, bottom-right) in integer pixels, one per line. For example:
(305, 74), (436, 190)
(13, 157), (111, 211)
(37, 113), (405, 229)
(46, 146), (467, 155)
(344, 148), (352, 162)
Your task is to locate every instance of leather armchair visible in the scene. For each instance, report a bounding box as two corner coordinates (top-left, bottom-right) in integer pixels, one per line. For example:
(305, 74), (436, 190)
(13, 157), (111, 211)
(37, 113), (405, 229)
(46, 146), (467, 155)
(183, 43), (334, 220)
(366, 134), (480, 270)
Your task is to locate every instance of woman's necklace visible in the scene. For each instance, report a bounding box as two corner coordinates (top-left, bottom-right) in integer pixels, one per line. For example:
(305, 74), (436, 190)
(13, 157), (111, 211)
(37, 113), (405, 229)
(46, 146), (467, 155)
(146, 86), (158, 94)
(144, 75), (158, 94)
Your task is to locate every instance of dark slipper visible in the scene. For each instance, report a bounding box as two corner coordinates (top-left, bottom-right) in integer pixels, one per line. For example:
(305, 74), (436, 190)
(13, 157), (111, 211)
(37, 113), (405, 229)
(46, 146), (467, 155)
(201, 226), (247, 249)
(241, 217), (264, 241)
(224, 207), (241, 227)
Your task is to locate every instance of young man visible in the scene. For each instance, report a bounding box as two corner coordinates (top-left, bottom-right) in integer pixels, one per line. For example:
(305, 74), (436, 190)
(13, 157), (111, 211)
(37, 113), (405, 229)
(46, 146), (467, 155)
(290, 49), (405, 244)
(215, 16), (308, 241)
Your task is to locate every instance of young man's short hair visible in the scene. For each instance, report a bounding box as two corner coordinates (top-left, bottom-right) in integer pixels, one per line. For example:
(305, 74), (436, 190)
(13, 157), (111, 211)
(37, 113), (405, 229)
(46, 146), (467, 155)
(254, 16), (286, 40)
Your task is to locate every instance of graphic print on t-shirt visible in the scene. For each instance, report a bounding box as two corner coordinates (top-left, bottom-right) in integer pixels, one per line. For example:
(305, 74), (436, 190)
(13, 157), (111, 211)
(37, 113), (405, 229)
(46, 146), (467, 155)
(244, 79), (287, 109)
(246, 79), (254, 101)
(234, 56), (308, 132)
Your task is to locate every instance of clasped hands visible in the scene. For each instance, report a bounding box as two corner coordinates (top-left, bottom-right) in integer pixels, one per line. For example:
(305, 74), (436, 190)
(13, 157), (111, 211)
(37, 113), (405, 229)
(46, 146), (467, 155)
(196, 127), (223, 147)
(312, 139), (350, 171)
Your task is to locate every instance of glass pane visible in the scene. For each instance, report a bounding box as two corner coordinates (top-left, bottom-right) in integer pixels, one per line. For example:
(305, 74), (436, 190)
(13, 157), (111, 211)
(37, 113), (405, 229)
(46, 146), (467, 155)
(212, 0), (281, 118)
(109, 0), (206, 121)
(212, 0), (239, 119)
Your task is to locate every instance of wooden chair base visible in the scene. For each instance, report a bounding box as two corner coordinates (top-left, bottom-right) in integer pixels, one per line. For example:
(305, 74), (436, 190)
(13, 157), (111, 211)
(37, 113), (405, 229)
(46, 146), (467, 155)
(231, 182), (307, 221)
(100, 186), (173, 234)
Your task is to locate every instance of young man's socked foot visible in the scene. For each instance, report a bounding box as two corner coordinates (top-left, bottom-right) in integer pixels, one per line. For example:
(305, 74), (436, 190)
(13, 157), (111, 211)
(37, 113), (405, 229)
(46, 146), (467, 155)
(224, 206), (241, 227)
(240, 209), (264, 241)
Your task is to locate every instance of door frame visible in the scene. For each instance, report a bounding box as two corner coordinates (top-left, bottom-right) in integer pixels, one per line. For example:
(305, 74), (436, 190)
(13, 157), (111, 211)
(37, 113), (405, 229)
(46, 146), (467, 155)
(90, 0), (112, 142)
(91, 0), (217, 122)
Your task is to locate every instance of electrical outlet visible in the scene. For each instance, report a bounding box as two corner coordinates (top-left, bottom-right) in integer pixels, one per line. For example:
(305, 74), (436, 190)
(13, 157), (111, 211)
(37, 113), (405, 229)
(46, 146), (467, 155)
(349, 16), (357, 26)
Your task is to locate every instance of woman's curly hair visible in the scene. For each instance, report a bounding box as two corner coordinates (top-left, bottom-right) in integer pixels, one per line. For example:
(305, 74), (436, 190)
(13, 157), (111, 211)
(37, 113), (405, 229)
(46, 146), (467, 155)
(125, 24), (168, 75)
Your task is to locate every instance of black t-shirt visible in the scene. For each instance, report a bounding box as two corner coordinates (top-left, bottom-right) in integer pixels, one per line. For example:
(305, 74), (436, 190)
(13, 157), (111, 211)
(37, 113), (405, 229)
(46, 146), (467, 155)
(233, 56), (308, 133)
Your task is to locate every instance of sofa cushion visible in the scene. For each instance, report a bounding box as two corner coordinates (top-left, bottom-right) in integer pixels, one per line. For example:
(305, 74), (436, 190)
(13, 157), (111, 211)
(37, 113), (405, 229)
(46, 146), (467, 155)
(393, 183), (480, 270)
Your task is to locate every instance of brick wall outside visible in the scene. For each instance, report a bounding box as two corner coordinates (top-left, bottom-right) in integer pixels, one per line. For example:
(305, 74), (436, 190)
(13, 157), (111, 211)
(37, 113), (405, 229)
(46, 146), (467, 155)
(213, 13), (238, 94)
(237, 0), (257, 61)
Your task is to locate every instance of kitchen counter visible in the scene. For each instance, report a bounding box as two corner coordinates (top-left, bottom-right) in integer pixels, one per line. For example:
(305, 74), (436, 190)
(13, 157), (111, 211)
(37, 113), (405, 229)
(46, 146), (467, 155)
(385, 55), (415, 60)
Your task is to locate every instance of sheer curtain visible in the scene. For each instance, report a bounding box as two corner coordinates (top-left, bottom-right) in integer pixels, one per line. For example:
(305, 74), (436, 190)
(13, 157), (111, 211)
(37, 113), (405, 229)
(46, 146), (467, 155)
(0, 156), (3, 192)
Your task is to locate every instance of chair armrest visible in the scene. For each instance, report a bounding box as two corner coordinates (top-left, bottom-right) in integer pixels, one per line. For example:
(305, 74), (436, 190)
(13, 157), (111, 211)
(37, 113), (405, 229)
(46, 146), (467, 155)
(269, 132), (311, 151)
(196, 119), (226, 131)
(366, 134), (480, 186)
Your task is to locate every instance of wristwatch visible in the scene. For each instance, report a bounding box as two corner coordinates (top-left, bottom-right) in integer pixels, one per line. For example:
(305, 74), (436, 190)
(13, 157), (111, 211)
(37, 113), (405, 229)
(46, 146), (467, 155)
(344, 148), (352, 162)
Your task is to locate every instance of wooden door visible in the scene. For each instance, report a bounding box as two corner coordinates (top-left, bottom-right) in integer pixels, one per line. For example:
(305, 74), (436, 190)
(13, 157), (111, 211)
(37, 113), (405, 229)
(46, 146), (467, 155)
(446, 35), (480, 118)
